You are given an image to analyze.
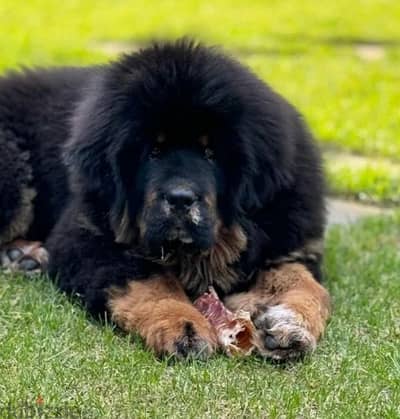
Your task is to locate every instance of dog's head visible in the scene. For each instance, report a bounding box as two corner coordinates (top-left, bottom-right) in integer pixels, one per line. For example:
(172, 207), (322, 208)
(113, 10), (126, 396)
(66, 40), (296, 259)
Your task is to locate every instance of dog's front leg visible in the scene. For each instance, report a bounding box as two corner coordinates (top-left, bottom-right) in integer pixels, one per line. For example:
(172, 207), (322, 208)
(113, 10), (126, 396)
(225, 263), (331, 360)
(108, 275), (217, 359)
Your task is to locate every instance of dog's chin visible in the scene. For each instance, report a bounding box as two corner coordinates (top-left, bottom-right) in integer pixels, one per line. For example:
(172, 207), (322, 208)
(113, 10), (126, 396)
(166, 229), (194, 244)
(164, 239), (197, 254)
(167, 237), (211, 254)
(143, 231), (214, 260)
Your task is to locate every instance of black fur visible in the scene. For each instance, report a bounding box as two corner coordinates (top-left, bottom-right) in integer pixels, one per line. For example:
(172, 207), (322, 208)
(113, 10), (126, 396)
(0, 40), (326, 315)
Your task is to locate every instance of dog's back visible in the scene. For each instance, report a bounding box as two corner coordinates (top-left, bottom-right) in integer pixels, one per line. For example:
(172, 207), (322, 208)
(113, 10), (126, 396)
(0, 66), (94, 243)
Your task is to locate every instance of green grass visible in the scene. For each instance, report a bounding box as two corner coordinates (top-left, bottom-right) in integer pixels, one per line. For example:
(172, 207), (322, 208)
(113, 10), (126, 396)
(0, 0), (399, 203)
(1, 214), (399, 417)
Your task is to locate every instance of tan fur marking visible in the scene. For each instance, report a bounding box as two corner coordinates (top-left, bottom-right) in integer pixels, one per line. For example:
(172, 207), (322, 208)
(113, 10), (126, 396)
(265, 239), (324, 266)
(199, 135), (209, 147)
(108, 275), (217, 356)
(136, 191), (159, 240)
(157, 134), (166, 144)
(0, 187), (36, 245)
(114, 205), (135, 244)
(145, 191), (158, 206)
(204, 194), (216, 209)
(209, 224), (247, 286)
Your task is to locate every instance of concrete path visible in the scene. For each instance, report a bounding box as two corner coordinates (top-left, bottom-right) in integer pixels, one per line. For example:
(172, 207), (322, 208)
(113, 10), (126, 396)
(327, 198), (392, 226)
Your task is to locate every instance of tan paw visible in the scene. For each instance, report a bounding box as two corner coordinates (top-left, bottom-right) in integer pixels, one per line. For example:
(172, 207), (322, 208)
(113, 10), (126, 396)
(145, 300), (218, 359)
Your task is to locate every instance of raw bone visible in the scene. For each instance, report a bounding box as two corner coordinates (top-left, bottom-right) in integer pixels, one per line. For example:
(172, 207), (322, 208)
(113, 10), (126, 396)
(194, 287), (260, 356)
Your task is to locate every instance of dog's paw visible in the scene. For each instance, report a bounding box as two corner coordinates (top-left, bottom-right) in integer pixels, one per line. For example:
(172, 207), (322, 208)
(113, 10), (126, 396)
(146, 301), (218, 360)
(254, 304), (316, 361)
(172, 320), (216, 360)
(1, 240), (48, 274)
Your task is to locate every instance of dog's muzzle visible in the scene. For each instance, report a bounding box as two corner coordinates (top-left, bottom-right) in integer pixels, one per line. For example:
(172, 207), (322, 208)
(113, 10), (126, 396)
(162, 186), (202, 244)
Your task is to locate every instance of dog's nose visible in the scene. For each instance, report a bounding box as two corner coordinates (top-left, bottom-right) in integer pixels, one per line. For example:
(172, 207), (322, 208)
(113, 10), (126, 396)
(166, 187), (196, 210)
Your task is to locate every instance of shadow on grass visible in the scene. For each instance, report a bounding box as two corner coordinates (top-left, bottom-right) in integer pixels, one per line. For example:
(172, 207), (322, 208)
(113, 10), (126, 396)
(92, 34), (400, 59)
(273, 33), (400, 47)
(91, 37), (306, 57)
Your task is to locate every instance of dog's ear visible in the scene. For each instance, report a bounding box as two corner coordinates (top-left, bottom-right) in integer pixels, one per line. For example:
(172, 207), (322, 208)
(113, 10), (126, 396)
(218, 105), (299, 221)
(64, 76), (142, 241)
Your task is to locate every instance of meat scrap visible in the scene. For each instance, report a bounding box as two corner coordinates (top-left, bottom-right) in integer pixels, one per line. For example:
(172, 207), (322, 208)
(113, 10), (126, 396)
(194, 287), (261, 356)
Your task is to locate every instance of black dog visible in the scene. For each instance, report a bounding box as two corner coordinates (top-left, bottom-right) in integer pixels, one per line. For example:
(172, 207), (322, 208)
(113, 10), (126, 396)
(0, 40), (330, 360)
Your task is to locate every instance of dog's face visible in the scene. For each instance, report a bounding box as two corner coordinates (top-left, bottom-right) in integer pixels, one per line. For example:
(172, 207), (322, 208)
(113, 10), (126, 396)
(130, 135), (222, 255)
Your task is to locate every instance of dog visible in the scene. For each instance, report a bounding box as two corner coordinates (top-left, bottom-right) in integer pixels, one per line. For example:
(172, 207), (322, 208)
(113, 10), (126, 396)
(0, 39), (330, 360)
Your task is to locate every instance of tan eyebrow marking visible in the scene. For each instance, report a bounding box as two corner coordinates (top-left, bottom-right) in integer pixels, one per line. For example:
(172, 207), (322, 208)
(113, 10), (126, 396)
(199, 135), (209, 147)
(157, 134), (166, 144)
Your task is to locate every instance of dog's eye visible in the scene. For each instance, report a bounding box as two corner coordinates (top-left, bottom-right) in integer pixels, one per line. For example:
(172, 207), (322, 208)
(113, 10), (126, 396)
(204, 148), (215, 162)
(150, 147), (161, 160)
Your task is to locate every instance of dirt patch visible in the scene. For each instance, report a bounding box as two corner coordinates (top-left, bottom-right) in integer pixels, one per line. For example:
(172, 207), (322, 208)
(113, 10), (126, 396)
(355, 44), (385, 61)
(91, 40), (146, 55)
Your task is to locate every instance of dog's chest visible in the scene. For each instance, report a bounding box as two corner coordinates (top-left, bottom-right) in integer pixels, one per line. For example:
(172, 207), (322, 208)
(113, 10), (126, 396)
(177, 256), (240, 297)
(168, 224), (248, 297)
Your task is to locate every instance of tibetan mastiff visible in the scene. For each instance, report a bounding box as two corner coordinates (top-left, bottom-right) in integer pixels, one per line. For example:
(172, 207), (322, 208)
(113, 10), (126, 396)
(0, 40), (330, 360)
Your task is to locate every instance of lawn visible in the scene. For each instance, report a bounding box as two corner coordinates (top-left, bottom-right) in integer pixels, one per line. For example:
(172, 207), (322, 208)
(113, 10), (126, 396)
(1, 214), (399, 417)
(0, 0), (399, 204)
